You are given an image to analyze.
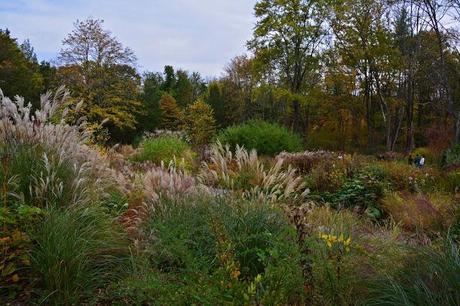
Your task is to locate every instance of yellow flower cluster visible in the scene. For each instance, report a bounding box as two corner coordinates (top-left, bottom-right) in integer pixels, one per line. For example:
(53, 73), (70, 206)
(319, 233), (351, 252)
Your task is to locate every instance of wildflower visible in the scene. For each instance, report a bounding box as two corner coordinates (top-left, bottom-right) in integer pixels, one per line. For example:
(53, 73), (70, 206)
(11, 274), (20, 283)
(231, 269), (241, 280)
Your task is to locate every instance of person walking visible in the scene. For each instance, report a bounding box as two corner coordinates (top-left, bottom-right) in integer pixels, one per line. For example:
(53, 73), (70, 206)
(419, 155), (425, 168)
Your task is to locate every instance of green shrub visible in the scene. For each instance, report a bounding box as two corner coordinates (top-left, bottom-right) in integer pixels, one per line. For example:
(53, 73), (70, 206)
(132, 136), (195, 168)
(110, 196), (305, 305)
(217, 120), (303, 156)
(441, 144), (460, 169)
(30, 206), (130, 305)
(440, 171), (460, 193)
(320, 166), (388, 217)
(303, 206), (411, 305)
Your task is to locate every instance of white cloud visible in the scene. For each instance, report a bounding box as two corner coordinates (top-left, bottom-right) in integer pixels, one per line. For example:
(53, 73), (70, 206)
(0, 0), (257, 77)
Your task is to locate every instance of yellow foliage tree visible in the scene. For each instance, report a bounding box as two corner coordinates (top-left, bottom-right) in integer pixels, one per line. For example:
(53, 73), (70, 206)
(183, 100), (216, 147)
(159, 93), (183, 130)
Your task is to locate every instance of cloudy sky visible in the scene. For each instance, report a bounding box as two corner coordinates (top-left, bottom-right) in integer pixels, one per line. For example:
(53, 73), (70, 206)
(0, 0), (257, 77)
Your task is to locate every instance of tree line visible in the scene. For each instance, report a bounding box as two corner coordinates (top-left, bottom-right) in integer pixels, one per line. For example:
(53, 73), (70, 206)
(1, 0), (460, 152)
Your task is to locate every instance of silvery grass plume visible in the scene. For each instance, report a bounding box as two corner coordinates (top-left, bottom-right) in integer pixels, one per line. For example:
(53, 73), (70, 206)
(143, 161), (209, 204)
(200, 141), (308, 203)
(0, 87), (113, 207)
(121, 162), (210, 235)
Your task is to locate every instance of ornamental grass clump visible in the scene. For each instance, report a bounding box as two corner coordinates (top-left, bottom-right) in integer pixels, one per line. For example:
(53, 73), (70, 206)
(199, 141), (307, 203)
(30, 206), (130, 305)
(0, 87), (114, 208)
(120, 164), (210, 234)
(366, 238), (460, 306)
(381, 192), (457, 233)
(0, 88), (130, 303)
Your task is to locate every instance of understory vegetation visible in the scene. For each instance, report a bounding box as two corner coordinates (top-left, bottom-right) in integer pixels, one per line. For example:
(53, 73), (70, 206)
(1, 90), (460, 306)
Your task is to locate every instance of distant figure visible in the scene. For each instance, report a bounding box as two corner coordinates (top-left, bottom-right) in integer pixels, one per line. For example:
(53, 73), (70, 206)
(419, 155), (425, 168)
(414, 154), (421, 167)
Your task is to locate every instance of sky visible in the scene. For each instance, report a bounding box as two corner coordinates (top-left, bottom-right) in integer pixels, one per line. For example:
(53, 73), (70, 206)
(0, 0), (257, 78)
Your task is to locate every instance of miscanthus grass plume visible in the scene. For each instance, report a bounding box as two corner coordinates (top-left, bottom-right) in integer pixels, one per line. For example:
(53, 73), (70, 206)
(0, 87), (113, 207)
(200, 141), (308, 203)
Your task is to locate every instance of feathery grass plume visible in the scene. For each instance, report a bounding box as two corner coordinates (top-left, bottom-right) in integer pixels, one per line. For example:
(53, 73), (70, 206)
(143, 163), (206, 203)
(121, 163), (210, 235)
(0, 87), (114, 207)
(200, 141), (308, 203)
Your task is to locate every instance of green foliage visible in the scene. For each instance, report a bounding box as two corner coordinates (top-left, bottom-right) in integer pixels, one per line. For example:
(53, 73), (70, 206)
(248, 0), (327, 132)
(138, 72), (163, 132)
(57, 19), (142, 144)
(0, 29), (43, 107)
(217, 120), (303, 156)
(30, 206), (130, 305)
(366, 239), (460, 306)
(174, 69), (193, 107)
(322, 165), (387, 217)
(109, 196), (305, 305)
(0, 203), (42, 299)
(370, 161), (438, 193)
(0, 143), (81, 208)
(158, 93), (183, 131)
(441, 170), (460, 193)
(101, 188), (129, 217)
(441, 144), (460, 169)
(307, 233), (355, 305)
(132, 136), (194, 168)
(183, 100), (216, 147)
(207, 81), (225, 126)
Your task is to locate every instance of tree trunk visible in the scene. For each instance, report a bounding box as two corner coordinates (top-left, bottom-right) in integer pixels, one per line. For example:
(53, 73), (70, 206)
(391, 108), (405, 151)
(455, 111), (460, 143)
(364, 72), (372, 148)
(292, 99), (301, 134)
(405, 79), (415, 152)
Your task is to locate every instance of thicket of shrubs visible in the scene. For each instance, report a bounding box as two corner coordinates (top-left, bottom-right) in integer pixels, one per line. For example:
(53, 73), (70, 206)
(217, 120), (303, 155)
